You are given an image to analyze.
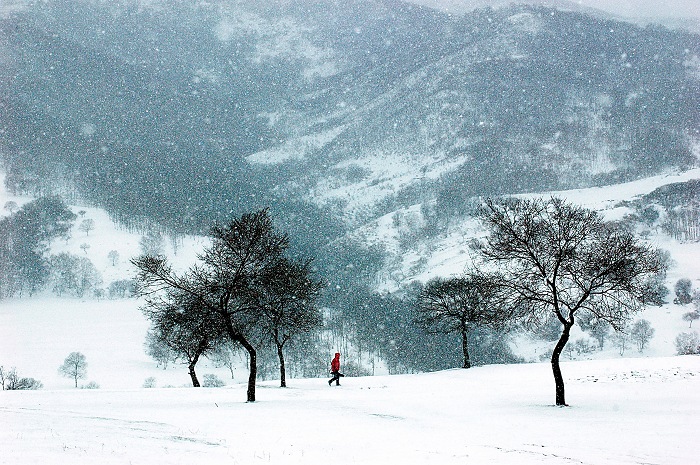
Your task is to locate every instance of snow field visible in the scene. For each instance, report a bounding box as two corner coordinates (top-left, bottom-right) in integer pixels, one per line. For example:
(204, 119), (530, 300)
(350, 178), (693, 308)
(1, 356), (699, 465)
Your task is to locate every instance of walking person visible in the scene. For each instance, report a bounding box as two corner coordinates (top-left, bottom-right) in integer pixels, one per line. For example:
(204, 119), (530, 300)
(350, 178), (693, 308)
(328, 352), (344, 386)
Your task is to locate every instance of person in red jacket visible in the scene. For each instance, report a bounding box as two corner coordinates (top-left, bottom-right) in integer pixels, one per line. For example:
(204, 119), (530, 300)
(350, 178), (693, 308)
(328, 352), (344, 386)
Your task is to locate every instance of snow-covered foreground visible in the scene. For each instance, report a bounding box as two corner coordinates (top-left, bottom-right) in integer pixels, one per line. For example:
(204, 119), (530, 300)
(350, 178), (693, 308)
(2, 356), (699, 465)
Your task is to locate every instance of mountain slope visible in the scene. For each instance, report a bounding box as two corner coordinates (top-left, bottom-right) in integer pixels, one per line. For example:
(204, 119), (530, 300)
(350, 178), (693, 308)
(2, 0), (698, 233)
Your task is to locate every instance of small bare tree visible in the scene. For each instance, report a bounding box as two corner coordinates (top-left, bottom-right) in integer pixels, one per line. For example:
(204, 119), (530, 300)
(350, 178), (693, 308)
(0, 366), (8, 390)
(78, 219), (95, 236)
(630, 319), (655, 353)
(258, 258), (324, 387)
(59, 352), (88, 387)
(3, 201), (18, 214)
(108, 250), (120, 266)
(683, 311), (699, 328)
(415, 273), (506, 369)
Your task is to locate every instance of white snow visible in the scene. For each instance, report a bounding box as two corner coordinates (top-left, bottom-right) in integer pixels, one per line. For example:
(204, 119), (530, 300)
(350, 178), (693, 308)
(1, 357), (699, 464)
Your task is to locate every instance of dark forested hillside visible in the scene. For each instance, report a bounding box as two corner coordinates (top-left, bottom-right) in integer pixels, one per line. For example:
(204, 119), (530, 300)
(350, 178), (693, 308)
(1, 0), (699, 240)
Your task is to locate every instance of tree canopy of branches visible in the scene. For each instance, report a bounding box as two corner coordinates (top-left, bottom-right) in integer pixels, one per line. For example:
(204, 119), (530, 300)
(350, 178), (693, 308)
(257, 258), (324, 387)
(58, 352), (88, 388)
(132, 209), (322, 401)
(143, 290), (224, 387)
(415, 273), (508, 368)
(472, 197), (668, 406)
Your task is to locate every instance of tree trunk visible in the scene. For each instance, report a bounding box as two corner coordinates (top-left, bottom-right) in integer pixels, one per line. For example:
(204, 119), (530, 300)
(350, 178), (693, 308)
(224, 318), (257, 402)
(236, 335), (257, 402)
(188, 350), (201, 387)
(551, 323), (572, 406)
(461, 325), (471, 369)
(277, 342), (287, 388)
(188, 362), (200, 387)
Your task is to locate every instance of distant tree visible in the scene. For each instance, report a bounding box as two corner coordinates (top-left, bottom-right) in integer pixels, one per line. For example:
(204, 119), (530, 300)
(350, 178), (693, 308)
(108, 280), (136, 299)
(144, 330), (176, 369)
(3, 201), (18, 214)
(139, 231), (164, 256)
(675, 332), (700, 355)
(142, 377), (157, 388)
(210, 345), (238, 379)
(49, 253), (103, 298)
(107, 250), (120, 266)
(630, 319), (655, 353)
(612, 328), (630, 356)
(415, 273), (507, 369)
(578, 313), (611, 350)
(80, 243), (90, 254)
(58, 352), (88, 387)
(640, 263), (670, 306)
(78, 219), (95, 236)
(202, 374), (225, 387)
(6, 372), (43, 390)
(674, 279), (693, 305)
(683, 311), (699, 328)
(0, 366), (8, 390)
(472, 197), (667, 405)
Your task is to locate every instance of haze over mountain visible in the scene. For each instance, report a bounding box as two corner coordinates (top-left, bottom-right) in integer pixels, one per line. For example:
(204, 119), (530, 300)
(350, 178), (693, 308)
(2, 0), (698, 244)
(409, 0), (700, 21)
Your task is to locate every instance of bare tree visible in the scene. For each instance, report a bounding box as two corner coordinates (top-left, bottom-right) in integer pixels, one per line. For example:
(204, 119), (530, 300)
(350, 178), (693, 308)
(683, 311), (699, 328)
(257, 258), (324, 387)
(142, 292), (223, 387)
(78, 219), (95, 236)
(133, 209), (295, 402)
(675, 332), (700, 355)
(210, 345), (238, 379)
(59, 352), (88, 387)
(630, 319), (655, 353)
(108, 250), (120, 266)
(674, 278), (694, 305)
(3, 201), (18, 214)
(472, 197), (667, 406)
(415, 273), (506, 369)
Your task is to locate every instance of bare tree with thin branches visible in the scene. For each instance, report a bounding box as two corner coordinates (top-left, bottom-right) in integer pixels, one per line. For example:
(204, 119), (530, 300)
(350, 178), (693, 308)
(472, 197), (667, 406)
(415, 273), (507, 369)
(133, 209), (308, 402)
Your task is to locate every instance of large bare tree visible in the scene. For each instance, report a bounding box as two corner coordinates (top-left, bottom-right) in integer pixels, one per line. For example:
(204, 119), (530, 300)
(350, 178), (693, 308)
(133, 209), (291, 402)
(472, 197), (667, 406)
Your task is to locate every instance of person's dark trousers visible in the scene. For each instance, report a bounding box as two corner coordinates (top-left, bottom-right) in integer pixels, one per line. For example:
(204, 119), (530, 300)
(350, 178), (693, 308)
(328, 371), (344, 386)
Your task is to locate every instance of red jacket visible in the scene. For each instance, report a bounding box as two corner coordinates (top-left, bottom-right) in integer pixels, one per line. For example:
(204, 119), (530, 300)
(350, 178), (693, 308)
(331, 353), (340, 372)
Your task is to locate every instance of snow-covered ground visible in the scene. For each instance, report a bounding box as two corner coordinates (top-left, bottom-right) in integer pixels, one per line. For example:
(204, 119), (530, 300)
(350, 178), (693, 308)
(2, 356), (699, 465)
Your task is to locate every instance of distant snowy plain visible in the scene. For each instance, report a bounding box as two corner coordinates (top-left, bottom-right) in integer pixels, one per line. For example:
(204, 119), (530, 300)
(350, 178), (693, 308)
(1, 169), (700, 464)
